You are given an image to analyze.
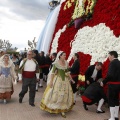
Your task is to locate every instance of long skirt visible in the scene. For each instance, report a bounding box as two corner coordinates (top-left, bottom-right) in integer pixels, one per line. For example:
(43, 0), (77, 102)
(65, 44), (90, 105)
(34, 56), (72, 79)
(40, 75), (74, 113)
(0, 75), (13, 99)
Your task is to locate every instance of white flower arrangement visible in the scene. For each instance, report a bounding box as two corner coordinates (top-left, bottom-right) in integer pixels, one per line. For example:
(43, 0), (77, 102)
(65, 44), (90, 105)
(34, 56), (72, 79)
(50, 25), (67, 54)
(50, 23), (120, 65)
(67, 23), (120, 64)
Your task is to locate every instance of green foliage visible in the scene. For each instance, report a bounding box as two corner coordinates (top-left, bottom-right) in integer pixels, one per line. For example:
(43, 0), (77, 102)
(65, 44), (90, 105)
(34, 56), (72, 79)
(7, 51), (19, 55)
(79, 86), (85, 92)
(67, 19), (74, 27)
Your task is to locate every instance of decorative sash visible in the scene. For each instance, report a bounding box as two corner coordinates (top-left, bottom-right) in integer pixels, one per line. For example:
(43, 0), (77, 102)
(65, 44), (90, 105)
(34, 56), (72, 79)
(81, 95), (92, 103)
(108, 81), (120, 84)
(22, 71), (36, 78)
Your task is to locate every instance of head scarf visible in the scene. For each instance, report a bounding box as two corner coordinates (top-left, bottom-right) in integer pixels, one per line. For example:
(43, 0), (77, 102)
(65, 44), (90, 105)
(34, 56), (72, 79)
(52, 51), (64, 64)
(0, 54), (14, 67)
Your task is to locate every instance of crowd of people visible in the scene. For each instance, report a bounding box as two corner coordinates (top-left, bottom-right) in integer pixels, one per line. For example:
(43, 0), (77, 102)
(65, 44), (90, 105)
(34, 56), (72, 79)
(0, 50), (120, 120)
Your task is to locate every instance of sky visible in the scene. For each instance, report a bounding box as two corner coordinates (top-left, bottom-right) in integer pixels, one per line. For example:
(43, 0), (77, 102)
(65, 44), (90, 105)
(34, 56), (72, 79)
(0, 0), (51, 51)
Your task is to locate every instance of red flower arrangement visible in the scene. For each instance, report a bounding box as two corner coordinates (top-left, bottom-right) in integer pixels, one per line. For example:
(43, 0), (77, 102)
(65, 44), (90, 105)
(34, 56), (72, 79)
(49, 0), (120, 78)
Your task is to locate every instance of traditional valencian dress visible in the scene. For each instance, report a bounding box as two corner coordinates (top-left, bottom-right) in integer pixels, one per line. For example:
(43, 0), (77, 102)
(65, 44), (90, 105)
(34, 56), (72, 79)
(0, 56), (17, 100)
(40, 60), (74, 113)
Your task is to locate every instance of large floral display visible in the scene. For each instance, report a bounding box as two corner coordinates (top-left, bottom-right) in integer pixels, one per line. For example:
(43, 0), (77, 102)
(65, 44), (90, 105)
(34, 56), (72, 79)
(49, 0), (120, 78)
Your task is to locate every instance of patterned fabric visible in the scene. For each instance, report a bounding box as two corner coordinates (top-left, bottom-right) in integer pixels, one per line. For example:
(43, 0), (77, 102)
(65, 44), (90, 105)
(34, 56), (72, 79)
(0, 54), (16, 99)
(1, 67), (10, 77)
(0, 74), (13, 93)
(52, 64), (69, 81)
(40, 61), (74, 113)
(0, 67), (14, 99)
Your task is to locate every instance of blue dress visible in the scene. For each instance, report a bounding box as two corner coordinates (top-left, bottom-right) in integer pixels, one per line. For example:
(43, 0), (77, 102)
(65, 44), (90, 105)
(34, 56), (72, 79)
(0, 66), (15, 99)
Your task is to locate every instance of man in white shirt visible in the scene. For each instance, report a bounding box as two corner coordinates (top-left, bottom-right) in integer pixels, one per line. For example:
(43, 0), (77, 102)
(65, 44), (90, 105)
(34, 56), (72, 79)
(85, 62), (103, 88)
(18, 50), (39, 107)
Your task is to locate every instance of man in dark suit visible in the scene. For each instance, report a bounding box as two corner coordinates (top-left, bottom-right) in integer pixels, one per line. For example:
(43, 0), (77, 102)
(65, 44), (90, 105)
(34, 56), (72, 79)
(69, 53), (80, 104)
(39, 51), (46, 87)
(49, 52), (57, 70)
(32, 49), (41, 91)
(44, 53), (52, 81)
(81, 78), (107, 113)
(85, 62), (103, 88)
(101, 51), (120, 120)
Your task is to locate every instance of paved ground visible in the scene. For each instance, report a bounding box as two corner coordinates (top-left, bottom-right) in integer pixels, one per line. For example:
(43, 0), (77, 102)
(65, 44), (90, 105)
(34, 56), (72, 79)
(0, 82), (119, 120)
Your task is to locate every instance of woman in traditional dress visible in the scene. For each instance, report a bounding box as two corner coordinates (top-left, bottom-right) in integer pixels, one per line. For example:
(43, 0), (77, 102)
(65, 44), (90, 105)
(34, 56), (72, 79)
(0, 54), (17, 103)
(40, 51), (75, 118)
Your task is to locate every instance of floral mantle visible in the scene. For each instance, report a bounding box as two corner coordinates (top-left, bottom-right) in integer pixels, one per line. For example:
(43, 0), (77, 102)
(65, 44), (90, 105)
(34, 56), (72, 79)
(49, 0), (120, 78)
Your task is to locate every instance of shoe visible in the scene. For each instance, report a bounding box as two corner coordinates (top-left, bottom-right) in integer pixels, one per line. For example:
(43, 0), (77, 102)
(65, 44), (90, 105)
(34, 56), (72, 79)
(19, 97), (23, 103)
(73, 101), (76, 105)
(104, 118), (119, 120)
(29, 103), (35, 107)
(61, 112), (66, 118)
(36, 89), (38, 92)
(83, 104), (88, 110)
(3, 99), (7, 104)
(40, 86), (43, 88)
(96, 110), (105, 113)
(44, 80), (47, 82)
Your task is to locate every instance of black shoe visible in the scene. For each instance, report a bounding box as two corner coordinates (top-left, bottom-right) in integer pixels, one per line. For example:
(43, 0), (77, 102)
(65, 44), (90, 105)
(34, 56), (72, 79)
(96, 110), (105, 113)
(36, 89), (38, 92)
(44, 79), (47, 82)
(115, 118), (119, 120)
(73, 101), (76, 105)
(40, 86), (43, 88)
(29, 103), (35, 107)
(83, 104), (88, 110)
(19, 97), (23, 103)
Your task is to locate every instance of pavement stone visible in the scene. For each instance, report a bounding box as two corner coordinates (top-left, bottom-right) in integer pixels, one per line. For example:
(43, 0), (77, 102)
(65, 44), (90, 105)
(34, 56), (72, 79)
(0, 82), (119, 120)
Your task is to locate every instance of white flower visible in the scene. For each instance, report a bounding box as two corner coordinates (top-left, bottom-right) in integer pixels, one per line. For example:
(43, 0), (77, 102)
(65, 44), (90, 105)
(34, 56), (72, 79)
(68, 23), (120, 64)
(50, 25), (67, 54)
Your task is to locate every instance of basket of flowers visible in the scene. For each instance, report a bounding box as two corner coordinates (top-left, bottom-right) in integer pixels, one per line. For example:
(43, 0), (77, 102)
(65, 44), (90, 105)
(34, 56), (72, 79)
(77, 74), (85, 95)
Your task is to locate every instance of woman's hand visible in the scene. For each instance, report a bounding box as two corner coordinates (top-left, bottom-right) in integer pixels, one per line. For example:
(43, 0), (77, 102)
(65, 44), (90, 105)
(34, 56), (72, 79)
(49, 81), (53, 88)
(13, 79), (17, 85)
(86, 80), (90, 85)
(71, 79), (75, 84)
(100, 82), (103, 87)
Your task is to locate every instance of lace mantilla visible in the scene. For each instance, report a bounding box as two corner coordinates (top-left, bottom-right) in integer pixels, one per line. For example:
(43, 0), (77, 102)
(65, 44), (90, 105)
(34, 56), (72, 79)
(54, 60), (68, 70)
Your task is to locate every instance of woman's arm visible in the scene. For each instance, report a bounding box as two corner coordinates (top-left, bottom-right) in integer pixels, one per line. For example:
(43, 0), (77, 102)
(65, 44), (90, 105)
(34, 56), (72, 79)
(49, 74), (55, 88)
(10, 63), (17, 82)
(49, 65), (56, 88)
(67, 72), (75, 84)
(66, 62), (75, 83)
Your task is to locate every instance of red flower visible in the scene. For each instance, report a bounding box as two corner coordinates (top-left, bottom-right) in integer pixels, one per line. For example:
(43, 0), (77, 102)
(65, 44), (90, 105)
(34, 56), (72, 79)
(49, 0), (120, 77)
